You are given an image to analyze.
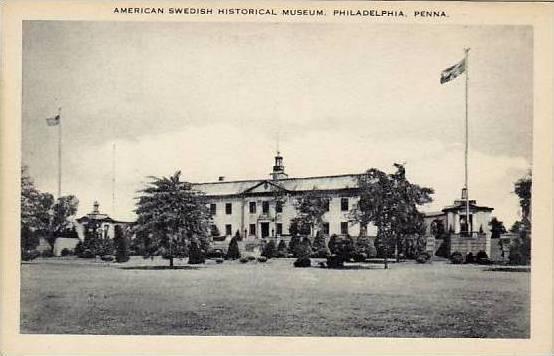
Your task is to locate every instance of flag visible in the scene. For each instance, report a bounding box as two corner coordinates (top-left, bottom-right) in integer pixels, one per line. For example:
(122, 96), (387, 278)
(440, 58), (466, 84)
(46, 115), (60, 126)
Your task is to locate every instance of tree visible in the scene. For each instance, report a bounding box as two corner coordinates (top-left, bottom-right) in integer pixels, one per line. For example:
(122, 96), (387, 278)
(114, 225), (130, 263)
(509, 173), (532, 265)
(293, 188), (330, 237)
(489, 217), (506, 239)
(135, 171), (212, 268)
(20, 166), (78, 251)
(351, 164), (433, 269)
(47, 195), (79, 247)
(226, 235), (241, 260)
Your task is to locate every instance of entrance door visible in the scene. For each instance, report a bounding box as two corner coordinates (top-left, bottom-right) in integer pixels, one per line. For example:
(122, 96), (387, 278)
(261, 222), (270, 238)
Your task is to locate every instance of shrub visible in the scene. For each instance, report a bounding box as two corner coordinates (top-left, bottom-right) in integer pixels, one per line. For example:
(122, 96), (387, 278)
(476, 250), (488, 260)
(261, 239), (276, 259)
(327, 255), (344, 268)
(101, 255), (114, 262)
(60, 248), (72, 257)
(257, 256), (268, 263)
(450, 251), (464, 264)
(239, 257), (249, 263)
(311, 248), (331, 258)
(114, 225), (130, 263)
(215, 258), (224, 264)
(247, 255), (256, 261)
(275, 240), (288, 258)
(41, 250), (54, 258)
(226, 236), (241, 260)
(81, 249), (94, 258)
(206, 248), (224, 259)
(352, 252), (367, 262)
(188, 240), (205, 264)
(293, 257), (311, 268)
(416, 253), (429, 264)
(465, 252), (475, 264)
(21, 249), (40, 261)
(288, 235), (301, 255)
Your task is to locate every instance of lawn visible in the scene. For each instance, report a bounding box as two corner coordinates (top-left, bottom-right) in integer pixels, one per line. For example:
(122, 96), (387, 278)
(20, 257), (530, 337)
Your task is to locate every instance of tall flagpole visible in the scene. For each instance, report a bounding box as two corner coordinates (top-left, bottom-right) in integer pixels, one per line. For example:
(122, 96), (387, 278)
(57, 107), (62, 199)
(112, 143), (116, 216)
(464, 48), (470, 234)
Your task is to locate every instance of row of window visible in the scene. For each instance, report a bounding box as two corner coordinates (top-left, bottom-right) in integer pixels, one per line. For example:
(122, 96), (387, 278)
(209, 198), (350, 216)
(217, 222), (350, 236)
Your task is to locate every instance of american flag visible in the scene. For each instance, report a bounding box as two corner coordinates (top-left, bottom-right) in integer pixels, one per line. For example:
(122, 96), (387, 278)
(46, 114), (60, 126)
(440, 58), (466, 84)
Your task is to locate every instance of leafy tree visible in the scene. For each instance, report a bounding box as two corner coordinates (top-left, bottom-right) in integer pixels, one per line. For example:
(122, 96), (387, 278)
(509, 173), (532, 265)
(489, 217), (506, 239)
(21, 166), (79, 251)
(351, 164), (433, 269)
(135, 171), (212, 268)
(293, 188), (330, 237)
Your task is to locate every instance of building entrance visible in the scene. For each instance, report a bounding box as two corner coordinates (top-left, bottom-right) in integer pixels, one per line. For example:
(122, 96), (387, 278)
(261, 222), (270, 238)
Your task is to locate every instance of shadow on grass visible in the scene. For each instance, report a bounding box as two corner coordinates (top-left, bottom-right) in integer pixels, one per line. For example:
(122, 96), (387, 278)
(484, 266), (531, 273)
(314, 264), (384, 270)
(118, 266), (201, 271)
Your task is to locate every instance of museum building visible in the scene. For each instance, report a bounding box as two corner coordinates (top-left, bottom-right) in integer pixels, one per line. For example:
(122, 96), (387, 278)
(192, 153), (371, 239)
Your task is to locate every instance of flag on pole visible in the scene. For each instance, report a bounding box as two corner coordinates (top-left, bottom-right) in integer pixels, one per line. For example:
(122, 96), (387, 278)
(46, 114), (60, 126)
(440, 58), (466, 84)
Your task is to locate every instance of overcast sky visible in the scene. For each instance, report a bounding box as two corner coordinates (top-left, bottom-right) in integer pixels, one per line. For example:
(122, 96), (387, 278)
(22, 21), (532, 225)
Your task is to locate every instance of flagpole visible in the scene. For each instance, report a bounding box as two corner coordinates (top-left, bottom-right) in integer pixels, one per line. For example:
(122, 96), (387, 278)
(464, 48), (470, 234)
(57, 107), (62, 199)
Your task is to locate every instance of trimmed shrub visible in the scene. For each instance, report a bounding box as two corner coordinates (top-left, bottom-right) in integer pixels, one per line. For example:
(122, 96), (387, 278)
(450, 251), (464, 264)
(60, 248), (72, 257)
(101, 255), (114, 262)
(239, 257), (249, 263)
(275, 240), (288, 258)
(352, 252), (368, 262)
(247, 255), (256, 261)
(257, 256), (268, 263)
(226, 236), (241, 260)
(416, 252), (430, 264)
(293, 257), (311, 268)
(81, 249), (94, 259)
(41, 250), (54, 258)
(261, 239), (276, 259)
(206, 248), (224, 259)
(465, 252), (475, 264)
(288, 235), (301, 256)
(215, 258), (224, 264)
(327, 255), (344, 268)
(114, 225), (130, 263)
(21, 249), (40, 261)
(188, 240), (205, 264)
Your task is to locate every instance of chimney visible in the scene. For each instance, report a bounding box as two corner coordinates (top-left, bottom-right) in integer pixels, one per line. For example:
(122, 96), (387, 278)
(218, 176), (225, 182)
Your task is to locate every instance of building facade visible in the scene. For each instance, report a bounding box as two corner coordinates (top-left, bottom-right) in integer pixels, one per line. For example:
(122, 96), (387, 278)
(193, 153), (376, 240)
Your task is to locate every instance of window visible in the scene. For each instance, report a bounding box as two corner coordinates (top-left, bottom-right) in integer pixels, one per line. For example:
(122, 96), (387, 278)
(249, 201), (256, 214)
(340, 222), (349, 235)
(225, 203), (232, 215)
(225, 224), (232, 236)
(323, 199), (330, 212)
(276, 223), (282, 236)
(276, 201), (283, 213)
(249, 224), (256, 236)
(322, 222), (330, 235)
(262, 201), (269, 213)
(341, 198), (349, 211)
(210, 203), (217, 215)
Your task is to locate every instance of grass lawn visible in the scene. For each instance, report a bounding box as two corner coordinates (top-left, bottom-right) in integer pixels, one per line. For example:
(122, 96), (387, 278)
(20, 257), (530, 337)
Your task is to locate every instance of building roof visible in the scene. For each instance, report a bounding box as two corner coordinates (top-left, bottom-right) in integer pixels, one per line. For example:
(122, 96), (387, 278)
(192, 174), (361, 196)
(441, 200), (493, 213)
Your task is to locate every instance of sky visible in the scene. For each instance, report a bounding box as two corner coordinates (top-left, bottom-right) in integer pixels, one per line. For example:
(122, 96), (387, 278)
(22, 21), (533, 225)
